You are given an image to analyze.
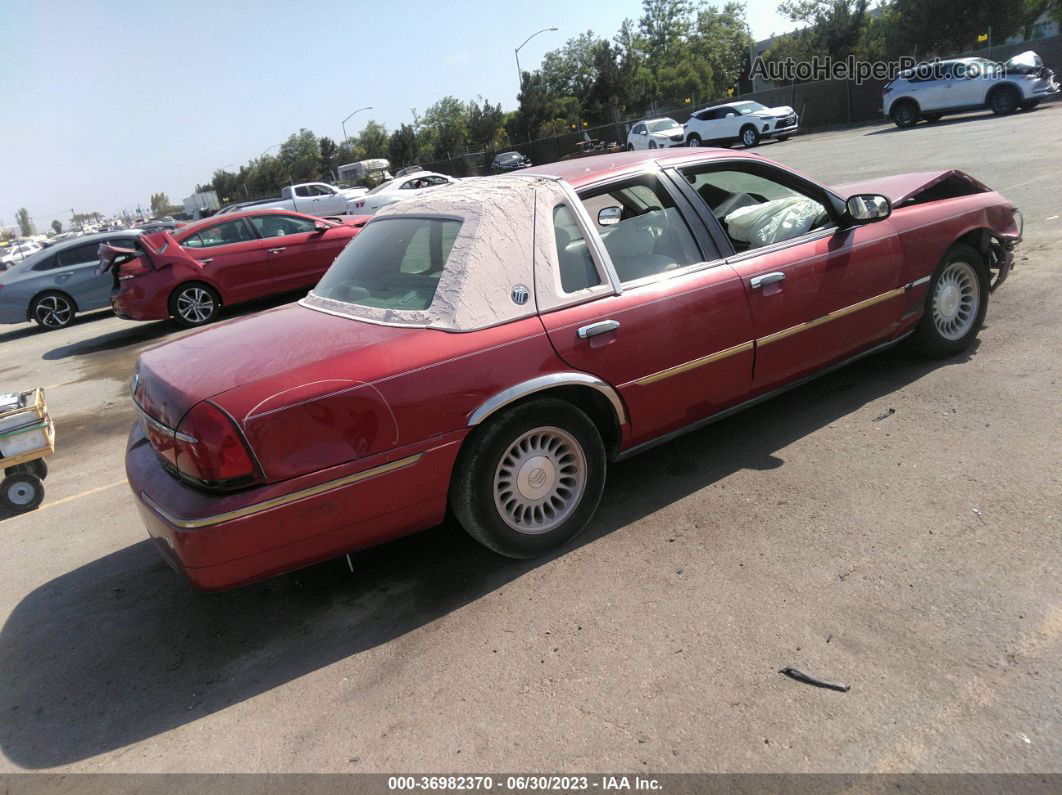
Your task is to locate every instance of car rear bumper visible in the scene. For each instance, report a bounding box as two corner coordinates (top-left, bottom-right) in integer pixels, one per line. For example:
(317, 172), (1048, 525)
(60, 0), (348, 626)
(126, 423), (461, 590)
(111, 277), (174, 321)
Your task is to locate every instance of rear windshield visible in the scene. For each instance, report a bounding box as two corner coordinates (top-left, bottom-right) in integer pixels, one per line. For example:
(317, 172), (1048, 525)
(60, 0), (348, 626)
(314, 217), (461, 311)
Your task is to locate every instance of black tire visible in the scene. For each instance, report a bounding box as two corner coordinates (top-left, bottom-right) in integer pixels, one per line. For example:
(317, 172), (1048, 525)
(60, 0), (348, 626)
(450, 398), (606, 559)
(1, 473), (45, 513)
(1020, 99), (1039, 111)
(989, 84), (1021, 116)
(626, 144), (634, 151)
(924, 113), (943, 122)
(686, 133), (702, 147)
(30, 291), (76, 329)
(908, 243), (989, 358)
(648, 140), (658, 149)
(740, 125), (761, 147)
(6, 458), (47, 479)
(169, 282), (221, 328)
(891, 100), (920, 128)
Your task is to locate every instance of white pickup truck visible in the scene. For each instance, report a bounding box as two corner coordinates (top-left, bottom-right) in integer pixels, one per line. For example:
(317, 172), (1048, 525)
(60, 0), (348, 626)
(216, 182), (369, 216)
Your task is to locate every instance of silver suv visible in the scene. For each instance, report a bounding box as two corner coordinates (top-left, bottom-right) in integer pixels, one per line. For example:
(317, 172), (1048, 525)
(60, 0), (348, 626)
(882, 51), (1059, 127)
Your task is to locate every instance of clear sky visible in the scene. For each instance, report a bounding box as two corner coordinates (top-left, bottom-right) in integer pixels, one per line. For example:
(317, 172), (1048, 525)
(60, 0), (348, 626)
(0, 0), (792, 231)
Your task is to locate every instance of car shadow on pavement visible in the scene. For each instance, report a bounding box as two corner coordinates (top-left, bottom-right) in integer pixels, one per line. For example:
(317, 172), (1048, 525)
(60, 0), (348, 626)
(863, 107), (1043, 136)
(0, 343), (976, 767)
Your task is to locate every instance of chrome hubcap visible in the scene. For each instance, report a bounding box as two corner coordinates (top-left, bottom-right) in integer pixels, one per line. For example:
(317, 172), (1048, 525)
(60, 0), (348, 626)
(7, 481), (35, 506)
(35, 296), (71, 327)
(494, 426), (586, 535)
(176, 288), (215, 323)
(932, 261), (979, 341)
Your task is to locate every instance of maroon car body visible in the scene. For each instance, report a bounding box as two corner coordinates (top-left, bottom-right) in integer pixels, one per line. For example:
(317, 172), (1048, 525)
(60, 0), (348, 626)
(107, 208), (369, 326)
(124, 149), (1021, 589)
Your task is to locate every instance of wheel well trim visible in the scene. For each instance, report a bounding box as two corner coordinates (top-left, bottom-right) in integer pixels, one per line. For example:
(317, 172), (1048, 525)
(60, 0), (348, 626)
(467, 373), (627, 427)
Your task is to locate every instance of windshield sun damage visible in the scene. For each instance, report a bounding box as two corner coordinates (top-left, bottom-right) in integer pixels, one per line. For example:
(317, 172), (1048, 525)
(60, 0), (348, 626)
(313, 217), (461, 311)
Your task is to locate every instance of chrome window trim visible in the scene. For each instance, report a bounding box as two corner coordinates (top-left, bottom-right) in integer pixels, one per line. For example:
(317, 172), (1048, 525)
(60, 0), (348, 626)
(556, 179), (623, 294)
(468, 373), (627, 427)
(725, 227), (839, 264)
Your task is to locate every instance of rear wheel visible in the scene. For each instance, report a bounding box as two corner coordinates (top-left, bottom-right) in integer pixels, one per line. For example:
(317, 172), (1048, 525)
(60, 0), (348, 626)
(740, 125), (761, 147)
(989, 84), (1021, 115)
(892, 100), (920, 128)
(1, 473), (44, 513)
(450, 398), (606, 559)
(686, 133), (702, 147)
(169, 282), (221, 328)
(30, 291), (75, 329)
(909, 243), (988, 358)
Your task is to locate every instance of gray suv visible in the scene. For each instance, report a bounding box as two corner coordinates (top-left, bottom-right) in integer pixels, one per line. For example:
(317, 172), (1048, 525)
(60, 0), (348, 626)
(0, 231), (142, 330)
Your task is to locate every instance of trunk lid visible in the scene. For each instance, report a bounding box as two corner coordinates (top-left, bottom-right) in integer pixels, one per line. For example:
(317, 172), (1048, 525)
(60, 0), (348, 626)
(134, 302), (419, 429)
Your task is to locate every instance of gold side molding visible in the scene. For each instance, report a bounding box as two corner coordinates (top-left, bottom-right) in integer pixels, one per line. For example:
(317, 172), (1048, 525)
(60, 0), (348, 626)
(756, 287), (906, 347)
(635, 340), (754, 386)
(141, 453), (424, 530)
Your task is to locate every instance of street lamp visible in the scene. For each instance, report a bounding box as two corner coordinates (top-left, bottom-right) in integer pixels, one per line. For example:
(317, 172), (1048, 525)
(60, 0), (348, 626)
(260, 144), (282, 158)
(342, 106), (373, 142)
(515, 27), (558, 91)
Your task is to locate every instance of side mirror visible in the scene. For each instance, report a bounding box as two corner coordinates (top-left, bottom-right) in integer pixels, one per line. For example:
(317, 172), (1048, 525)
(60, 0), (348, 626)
(313, 221), (329, 233)
(638, 130), (647, 135)
(845, 194), (891, 224)
(726, 112), (737, 118)
(598, 206), (623, 226)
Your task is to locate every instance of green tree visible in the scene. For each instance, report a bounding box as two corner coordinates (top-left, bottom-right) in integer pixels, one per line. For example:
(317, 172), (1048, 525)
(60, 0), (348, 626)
(278, 128), (322, 182)
(886, 0), (1035, 57)
(694, 3), (754, 96)
(467, 97), (505, 151)
(419, 96), (469, 159)
(51, 219), (62, 235)
(355, 120), (390, 159)
(388, 123), (420, 167)
(319, 136), (339, 181)
(149, 192), (171, 217)
(15, 208), (34, 236)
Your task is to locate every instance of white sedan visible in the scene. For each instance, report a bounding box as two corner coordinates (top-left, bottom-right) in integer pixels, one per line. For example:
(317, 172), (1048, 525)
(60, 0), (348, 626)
(349, 171), (459, 215)
(0, 241), (44, 269)
(626, 117), (685, 150)
(683, 101), (799, 148)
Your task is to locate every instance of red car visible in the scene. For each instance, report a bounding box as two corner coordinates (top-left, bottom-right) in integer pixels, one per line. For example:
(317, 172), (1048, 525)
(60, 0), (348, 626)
(105, 209), (369, 327)
(125, 149), (1021, 590)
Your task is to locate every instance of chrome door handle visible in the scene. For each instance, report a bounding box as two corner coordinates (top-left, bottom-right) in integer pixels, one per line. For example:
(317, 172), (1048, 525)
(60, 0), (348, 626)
(750, 271), (785, 289)
(578, 319), (620, 339)
(197, 258), (213, 264)
(268, 247), (286, 254)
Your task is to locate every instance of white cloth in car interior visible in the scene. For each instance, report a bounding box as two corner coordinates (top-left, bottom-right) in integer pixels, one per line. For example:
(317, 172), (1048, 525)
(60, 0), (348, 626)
(724, 196), (822, 247)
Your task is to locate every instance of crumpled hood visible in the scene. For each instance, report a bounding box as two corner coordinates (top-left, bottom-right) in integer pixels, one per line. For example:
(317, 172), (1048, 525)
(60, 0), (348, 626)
(753, 105), (796, 118)
(832, 169), (990, 205)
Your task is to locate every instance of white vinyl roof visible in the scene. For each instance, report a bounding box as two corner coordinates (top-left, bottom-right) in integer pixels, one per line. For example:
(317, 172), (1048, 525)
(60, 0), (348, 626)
(301, 174), (618, 331)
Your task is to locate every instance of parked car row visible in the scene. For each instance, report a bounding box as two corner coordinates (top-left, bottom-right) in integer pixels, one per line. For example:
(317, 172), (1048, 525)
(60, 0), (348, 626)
(627, 101), (800, 151)
(124, 148), (1021, 590)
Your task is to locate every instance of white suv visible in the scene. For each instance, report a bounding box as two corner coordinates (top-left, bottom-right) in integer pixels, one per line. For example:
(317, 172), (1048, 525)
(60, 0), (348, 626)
(626, 118), (685, 150)
(683, 101), (799, 148)
(883, 51), (1059, 127)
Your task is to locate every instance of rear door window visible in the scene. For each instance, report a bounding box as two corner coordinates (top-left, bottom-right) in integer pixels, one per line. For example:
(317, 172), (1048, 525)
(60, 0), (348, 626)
(250, 214), (317, 238)
(181, 219), (255, 248)
(57, 243), (102, 266)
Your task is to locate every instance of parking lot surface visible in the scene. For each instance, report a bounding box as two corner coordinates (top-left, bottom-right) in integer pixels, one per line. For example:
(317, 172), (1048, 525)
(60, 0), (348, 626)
(1, 107), (1060, 773)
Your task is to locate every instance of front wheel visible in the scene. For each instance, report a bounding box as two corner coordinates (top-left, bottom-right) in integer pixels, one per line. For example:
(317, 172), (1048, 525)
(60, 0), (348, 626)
(30, 292), (75, 329)
(909, 243), (988, 358)
(686, 133), (702, 147)
(989, 85), (1021, 115)
(626, 143), (634, 151)
(740, 125), (760, 147)
(169, 282), (221, 328)
(648, 140), (657, 149)
(450, 398), (606, 559)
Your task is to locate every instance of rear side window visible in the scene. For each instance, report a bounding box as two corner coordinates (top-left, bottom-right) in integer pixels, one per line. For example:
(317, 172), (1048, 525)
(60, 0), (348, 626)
(57, 243), (102, 266)
(314, 217), (460, 310)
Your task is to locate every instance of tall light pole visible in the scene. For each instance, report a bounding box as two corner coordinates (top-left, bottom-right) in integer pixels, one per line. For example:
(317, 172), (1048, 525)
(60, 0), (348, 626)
(342, 106), (373, 142)
(260, 144), (282, 158)
(515, 27), (558, 92)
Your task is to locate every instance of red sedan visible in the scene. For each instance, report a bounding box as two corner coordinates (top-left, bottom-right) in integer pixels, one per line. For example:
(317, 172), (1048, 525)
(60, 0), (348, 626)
(125, 149), (1021, 589)
(106, 209), (369, 327)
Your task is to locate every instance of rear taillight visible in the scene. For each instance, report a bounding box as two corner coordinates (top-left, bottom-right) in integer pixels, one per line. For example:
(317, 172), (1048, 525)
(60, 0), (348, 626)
(118, 256), (152, 280)
(173, 401), (260, 490)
